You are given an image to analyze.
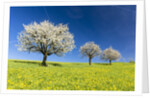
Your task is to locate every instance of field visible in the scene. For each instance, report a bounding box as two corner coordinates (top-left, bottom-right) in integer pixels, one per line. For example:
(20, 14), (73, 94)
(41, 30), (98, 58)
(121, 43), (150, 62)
(7, 59), (135, 91)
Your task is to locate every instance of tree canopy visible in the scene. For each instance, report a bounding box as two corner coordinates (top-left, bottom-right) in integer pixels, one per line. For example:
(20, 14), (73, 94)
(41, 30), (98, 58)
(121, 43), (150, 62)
(80, 42), (101, 65)
(17, 20), (75, 66)
(102, 46), (121, 65)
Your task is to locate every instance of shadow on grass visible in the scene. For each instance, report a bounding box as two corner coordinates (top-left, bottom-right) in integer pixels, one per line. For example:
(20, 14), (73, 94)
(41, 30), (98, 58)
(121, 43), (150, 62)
(95, 63), (110, 65)
(50, 63), (62, 67)
(14, 60), (40, 64)
(14, 60), (62, 67)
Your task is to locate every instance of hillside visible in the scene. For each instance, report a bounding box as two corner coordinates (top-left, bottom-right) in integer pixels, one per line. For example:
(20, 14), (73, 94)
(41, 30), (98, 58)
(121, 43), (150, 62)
(7, 59), (135, 91)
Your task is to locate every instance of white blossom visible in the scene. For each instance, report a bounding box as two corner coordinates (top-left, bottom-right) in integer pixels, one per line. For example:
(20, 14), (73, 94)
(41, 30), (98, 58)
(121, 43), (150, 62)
(80, 42), (101, 65)
(102, 46), (121, 64)
(17, 20), (75, 66)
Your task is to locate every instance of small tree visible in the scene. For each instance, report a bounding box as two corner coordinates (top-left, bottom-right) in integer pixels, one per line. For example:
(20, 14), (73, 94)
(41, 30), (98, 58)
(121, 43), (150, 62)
(80, 42), (101, 65)
(102, 47), (121, 65)
(129, 58), (135, 63)
(17, 20), (75, 66)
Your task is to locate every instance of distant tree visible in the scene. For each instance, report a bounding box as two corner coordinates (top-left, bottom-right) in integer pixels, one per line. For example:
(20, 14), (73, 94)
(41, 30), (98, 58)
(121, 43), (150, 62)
(129, 58), (135, 63)
(80, 42), (101, 65)
(17, 20), (75, 66)
(102, 46), (121, 65)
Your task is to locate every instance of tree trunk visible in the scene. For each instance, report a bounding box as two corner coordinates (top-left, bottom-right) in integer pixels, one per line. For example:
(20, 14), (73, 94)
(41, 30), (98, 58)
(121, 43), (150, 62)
(42, 53), (48, 67)
(89, 57), (92, 65)
(109, 59), (111, 65)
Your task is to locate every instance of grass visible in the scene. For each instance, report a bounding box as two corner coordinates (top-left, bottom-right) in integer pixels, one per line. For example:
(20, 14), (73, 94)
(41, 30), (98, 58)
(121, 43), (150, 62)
(7, 59), (135, 91)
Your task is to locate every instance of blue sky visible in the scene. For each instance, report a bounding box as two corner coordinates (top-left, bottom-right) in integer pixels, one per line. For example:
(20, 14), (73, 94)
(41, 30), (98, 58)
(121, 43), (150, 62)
(8, 6), (136, 63)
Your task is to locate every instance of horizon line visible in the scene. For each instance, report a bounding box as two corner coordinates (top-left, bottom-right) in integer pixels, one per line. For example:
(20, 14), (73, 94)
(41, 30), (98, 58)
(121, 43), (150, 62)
(8, 59), (131, 63)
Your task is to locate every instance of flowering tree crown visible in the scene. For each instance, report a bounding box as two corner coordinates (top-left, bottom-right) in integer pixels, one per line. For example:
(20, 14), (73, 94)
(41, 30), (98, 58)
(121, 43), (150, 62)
(80, 42), (101, 58)
(17, 20), (75, 56)
(102, 46), (121, 61)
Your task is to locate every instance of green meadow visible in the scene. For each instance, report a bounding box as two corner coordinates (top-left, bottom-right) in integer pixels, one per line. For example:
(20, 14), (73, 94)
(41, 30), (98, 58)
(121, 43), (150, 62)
(7, 59), (135, 91)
